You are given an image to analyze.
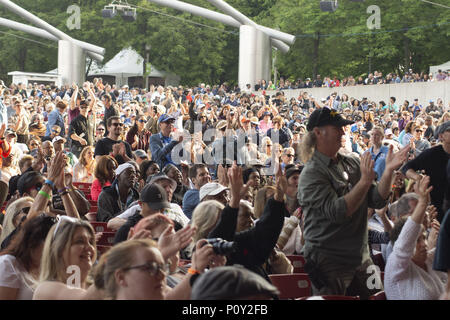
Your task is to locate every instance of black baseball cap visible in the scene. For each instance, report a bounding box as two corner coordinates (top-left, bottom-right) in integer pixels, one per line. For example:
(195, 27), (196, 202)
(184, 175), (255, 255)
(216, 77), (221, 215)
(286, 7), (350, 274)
(140, 183), (170, 211)
(306, 108), (354, 132)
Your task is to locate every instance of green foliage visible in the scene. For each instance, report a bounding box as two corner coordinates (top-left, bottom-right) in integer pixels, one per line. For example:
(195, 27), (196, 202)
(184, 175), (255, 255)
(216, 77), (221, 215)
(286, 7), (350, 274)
(0, 0), (448, 86)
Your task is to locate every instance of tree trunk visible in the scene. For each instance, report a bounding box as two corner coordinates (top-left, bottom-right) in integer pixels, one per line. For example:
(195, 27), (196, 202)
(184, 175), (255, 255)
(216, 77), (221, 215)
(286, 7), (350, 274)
(18, 46), (27, 71)
(403, 35), (410, 71)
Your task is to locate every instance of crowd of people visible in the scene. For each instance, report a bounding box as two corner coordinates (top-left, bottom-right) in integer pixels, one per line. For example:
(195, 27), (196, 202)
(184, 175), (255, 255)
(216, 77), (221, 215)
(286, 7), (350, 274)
(256, 68), (450, 91)
(0, 75), (449, 301)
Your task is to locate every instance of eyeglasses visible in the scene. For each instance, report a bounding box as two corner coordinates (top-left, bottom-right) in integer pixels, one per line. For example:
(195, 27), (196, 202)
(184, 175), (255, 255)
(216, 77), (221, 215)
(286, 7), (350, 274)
(52, 129), (60, 133)
(123, 261), (169, 276)
(111, 123), (124, 127)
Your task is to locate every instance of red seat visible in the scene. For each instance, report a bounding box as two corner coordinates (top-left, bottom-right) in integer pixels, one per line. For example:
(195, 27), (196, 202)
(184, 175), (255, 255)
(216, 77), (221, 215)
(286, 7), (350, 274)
(369, 291), (386, 300)
(90, 221), (114, 233)
(85, 212), (97, 222)
(89, 200), (97, 206)
(269, 273), (312, 299)
(96, 232), (116, 246)
(285, 255), (306, 273)
(73, 182), (91, 189)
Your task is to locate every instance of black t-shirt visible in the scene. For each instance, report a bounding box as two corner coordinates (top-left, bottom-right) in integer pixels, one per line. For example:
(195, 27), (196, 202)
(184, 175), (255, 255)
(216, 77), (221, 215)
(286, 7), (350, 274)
(433, 208), (450, 272)
(114, 212), (143, 244)
(69, 114), (94, 148)
(401, 145), (450, 222)
(94, 137), (133, 165)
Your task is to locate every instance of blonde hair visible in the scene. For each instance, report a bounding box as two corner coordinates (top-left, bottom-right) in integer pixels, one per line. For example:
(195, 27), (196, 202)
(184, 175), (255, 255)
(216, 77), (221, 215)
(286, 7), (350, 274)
(39, 219), (96, 284)
(0, 197), (34, 245)
(298, 131), (317, 164)
(93, 239), (158, 300)
(191, 200), (224, 242)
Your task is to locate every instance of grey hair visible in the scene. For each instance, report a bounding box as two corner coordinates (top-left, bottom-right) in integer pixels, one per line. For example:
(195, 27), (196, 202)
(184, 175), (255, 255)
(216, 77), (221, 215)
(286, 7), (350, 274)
(395, 193), (419, 219)
(298, 131), (317, 164)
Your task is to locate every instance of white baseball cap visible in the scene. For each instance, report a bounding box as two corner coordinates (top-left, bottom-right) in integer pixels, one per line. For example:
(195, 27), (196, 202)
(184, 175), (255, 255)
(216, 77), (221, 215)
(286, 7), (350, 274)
(199, 182), (229, 201)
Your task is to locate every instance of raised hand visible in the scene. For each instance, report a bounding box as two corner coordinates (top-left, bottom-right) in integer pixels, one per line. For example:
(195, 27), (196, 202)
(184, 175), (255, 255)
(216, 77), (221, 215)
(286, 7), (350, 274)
(413, 175), (433, 201)
(385, 144), (410, 172)
(274, 161), (288, 202)
(158, 224), (196, 261)
(227, 162), (243, 208)
(360, 152), (376, 184)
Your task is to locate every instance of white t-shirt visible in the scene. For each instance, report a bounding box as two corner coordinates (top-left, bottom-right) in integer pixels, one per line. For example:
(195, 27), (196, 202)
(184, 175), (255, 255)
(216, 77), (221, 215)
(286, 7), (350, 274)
(117, 203), (190, 227)
(0, 254), (36, 300)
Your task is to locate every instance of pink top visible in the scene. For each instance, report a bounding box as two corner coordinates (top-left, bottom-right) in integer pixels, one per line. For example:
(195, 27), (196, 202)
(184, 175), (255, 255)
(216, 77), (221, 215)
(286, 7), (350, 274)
(90, 179), (111, 202)
(259, 120), (273, 134)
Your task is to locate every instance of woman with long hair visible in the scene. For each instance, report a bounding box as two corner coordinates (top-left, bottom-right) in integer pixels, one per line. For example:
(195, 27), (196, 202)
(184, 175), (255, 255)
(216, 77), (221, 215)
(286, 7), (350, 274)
(73, 146), (96, 183)
(126, 114), (150, 151)
(91, 155), (118, 202)
(0, 214), (56, 300)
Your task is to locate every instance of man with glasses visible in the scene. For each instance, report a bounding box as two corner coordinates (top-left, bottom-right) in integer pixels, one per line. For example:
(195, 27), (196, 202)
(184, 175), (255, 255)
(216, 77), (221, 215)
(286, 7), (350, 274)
(365, 126), (389, 181)
(94, 116), (133, 165)
(69, 100), (94, 158)
(412, 125), (431, 157)
(42, 125), (61, 142)
(149, 114), (183, 170)
(281, 147), (295, 170)
(101, 94), (118, 137)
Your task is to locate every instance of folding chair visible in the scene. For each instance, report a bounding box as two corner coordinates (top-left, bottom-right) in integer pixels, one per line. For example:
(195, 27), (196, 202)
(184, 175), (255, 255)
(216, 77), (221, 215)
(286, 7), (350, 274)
(285, 255), (306, 273)
(269, 273), (312, 299)
(369, 291), (386, 300)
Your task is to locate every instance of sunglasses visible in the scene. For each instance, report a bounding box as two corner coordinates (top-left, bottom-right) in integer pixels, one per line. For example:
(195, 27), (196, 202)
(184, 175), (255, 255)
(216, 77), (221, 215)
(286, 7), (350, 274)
(52, 129), (60, 133)
(415, 129), (423, 133)
(123, 261), (169, 276)
(97, 128), (105, 131)
(111, 123), (124, 127)
(285, 154), (295, 157)
(138, 119), (146, 123)
(80, 106), (88, 109)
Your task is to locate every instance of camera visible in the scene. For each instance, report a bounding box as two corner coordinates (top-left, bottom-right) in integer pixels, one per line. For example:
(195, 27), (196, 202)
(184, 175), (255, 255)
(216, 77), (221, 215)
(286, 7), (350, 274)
(206, 238), (236, 255)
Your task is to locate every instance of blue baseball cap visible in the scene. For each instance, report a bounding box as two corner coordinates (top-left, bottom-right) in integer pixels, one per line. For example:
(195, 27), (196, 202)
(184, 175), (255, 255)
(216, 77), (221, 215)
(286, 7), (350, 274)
(158, 114), (176, 124)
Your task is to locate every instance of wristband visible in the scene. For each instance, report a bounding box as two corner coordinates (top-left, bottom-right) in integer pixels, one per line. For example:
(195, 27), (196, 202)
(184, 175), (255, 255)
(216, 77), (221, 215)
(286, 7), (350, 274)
(187, 268), (201, 275)
(58, 187), (69, 193)
(189, 273), (200, 287)
(60, 191), (70, 196)
(44, 179), (55, 188)
(38, 190), (51, 200)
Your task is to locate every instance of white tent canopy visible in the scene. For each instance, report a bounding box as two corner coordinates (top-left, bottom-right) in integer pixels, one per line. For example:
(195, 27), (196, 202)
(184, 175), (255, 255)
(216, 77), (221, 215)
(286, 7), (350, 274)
(429, 61), (450, 76)
(48, 47), (180, 87)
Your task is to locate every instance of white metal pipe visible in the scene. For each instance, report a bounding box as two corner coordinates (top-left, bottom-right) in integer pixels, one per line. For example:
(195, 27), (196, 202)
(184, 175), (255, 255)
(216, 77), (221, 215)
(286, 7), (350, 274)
(0, 17), (103, 61)
(207, 0), (295, 45)
(147, 0), (293, 49)
(0, 0), (105, 55)
(271, 39), (290, 53)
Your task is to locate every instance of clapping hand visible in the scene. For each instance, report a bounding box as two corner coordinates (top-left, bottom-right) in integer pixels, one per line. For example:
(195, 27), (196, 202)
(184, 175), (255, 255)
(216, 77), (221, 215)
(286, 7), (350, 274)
(158, 224), (196, 261)
(385, 144), (410, 172)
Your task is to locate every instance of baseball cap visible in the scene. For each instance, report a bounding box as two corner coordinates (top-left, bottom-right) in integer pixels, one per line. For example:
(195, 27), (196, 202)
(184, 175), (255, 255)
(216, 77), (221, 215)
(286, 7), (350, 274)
(285, 166), (302, 180)
(115, 163), (135, 176)
(216, 120), (227, 130)
(436, 121), (450, 136)
(306, 108), (354, 132)
(52, 136), (66, 144)
(250, 117), (259, 125)
(241, 116), (250, 123)
(133, 149), (148, 159)
(140, 183), (170, 211)
(199, 182), (229, 201)
(191, 265), (279, 300)
(158, 114), (175, 124)
(17, 171), (42, 196)
(5, 129), (17, 137)
(148, 172), (177, 192)
(385, 128), (393, 136)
